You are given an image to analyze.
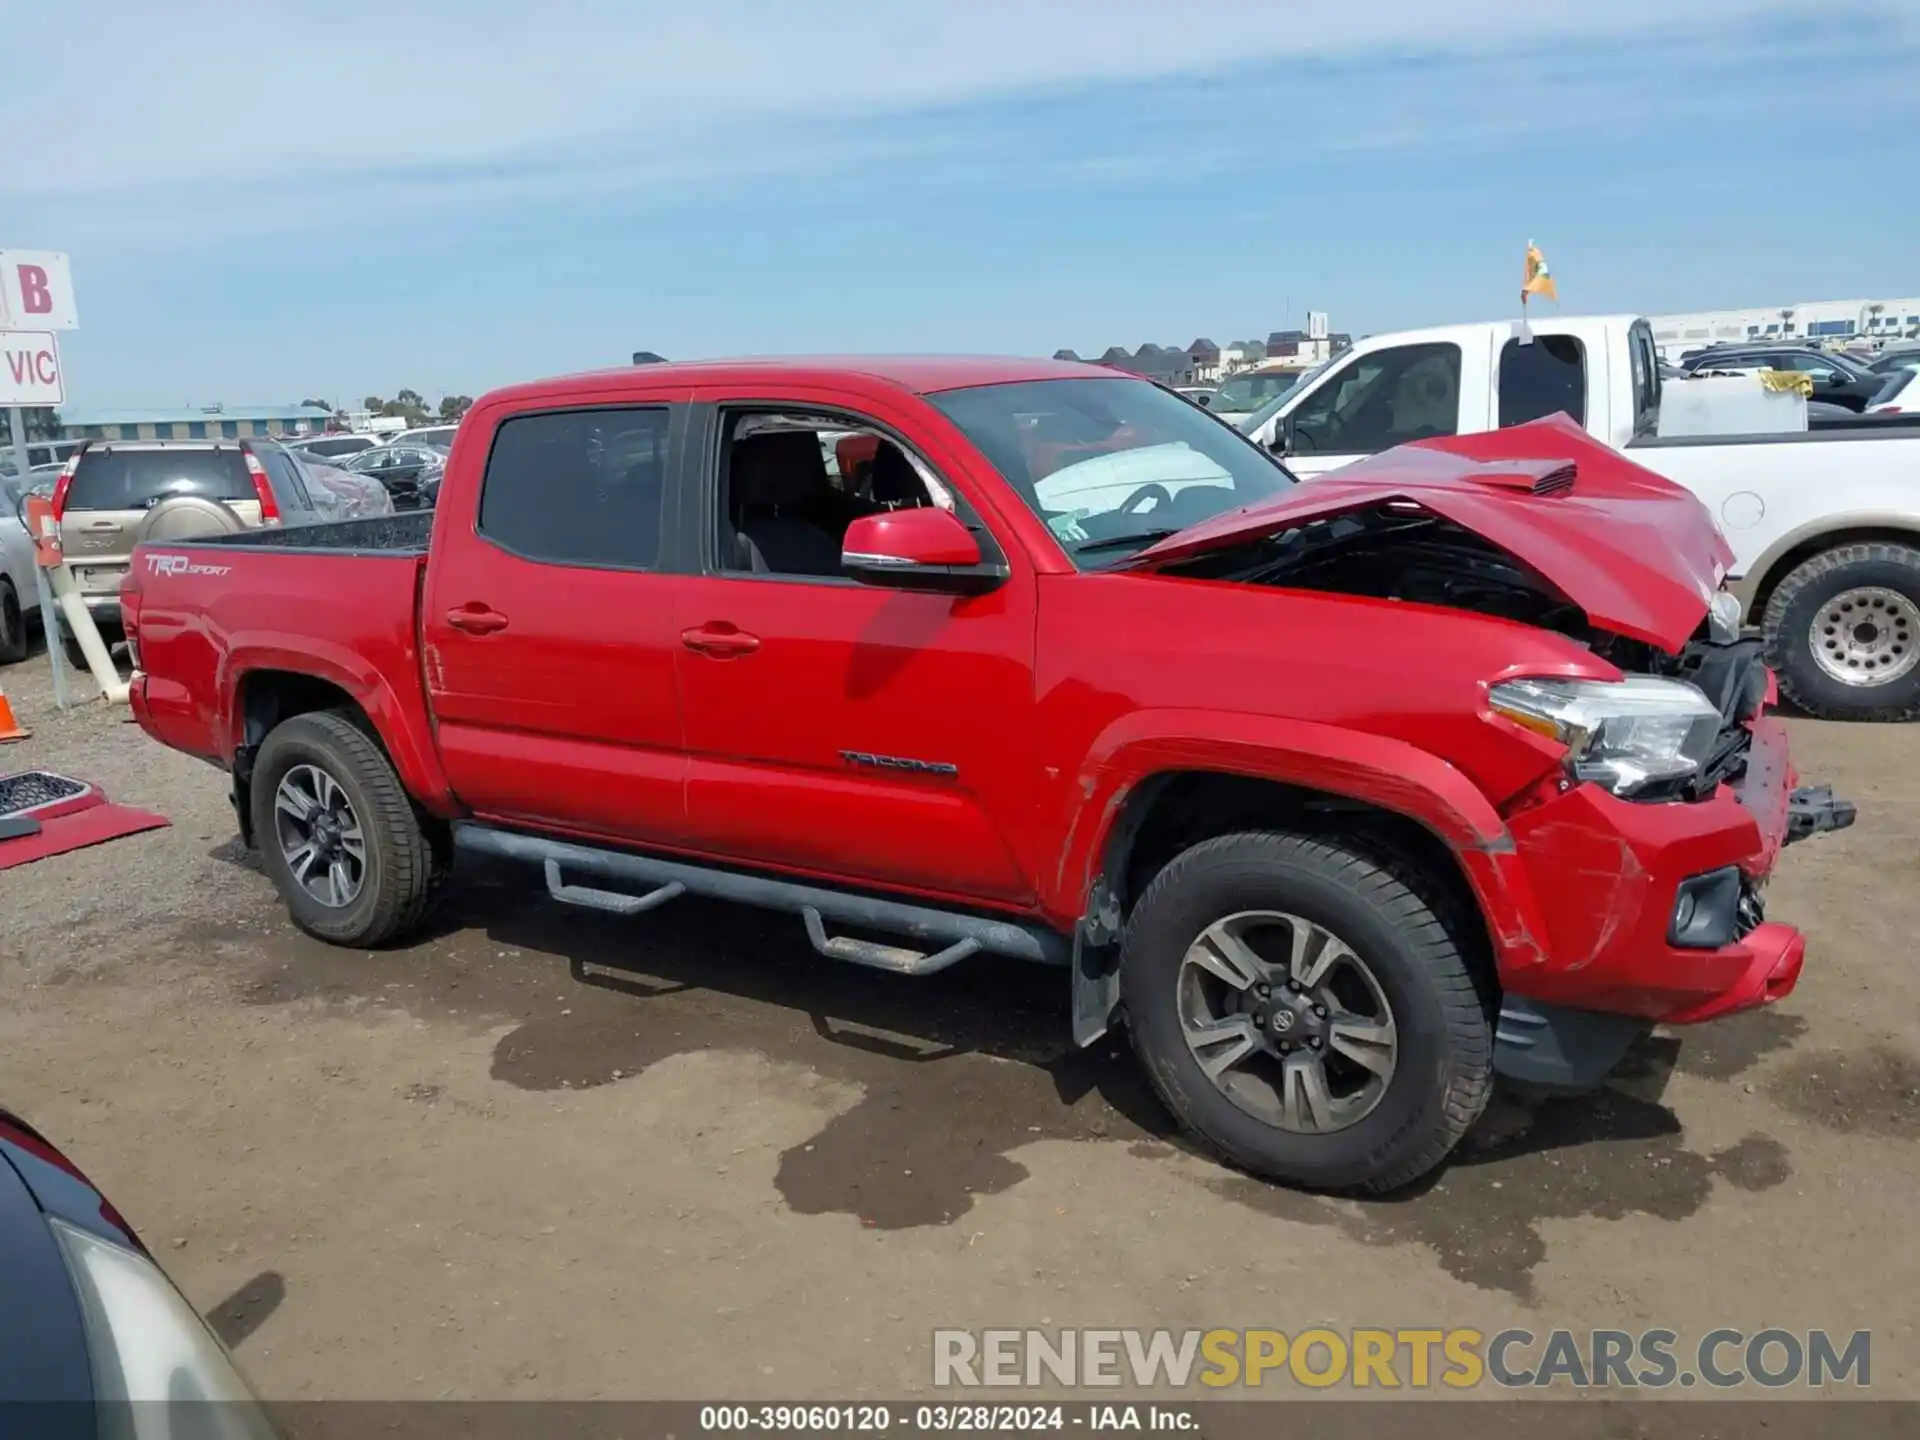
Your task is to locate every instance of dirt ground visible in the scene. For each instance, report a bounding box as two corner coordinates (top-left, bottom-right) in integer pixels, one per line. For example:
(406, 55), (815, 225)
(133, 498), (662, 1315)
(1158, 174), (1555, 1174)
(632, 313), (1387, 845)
(1, 643), (1916, 1404)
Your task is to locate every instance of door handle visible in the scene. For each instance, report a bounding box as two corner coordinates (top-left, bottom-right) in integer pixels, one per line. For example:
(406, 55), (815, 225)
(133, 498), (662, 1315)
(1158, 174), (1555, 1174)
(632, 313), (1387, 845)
(446, 605), (509, 635)
(681, 623), (761, 658)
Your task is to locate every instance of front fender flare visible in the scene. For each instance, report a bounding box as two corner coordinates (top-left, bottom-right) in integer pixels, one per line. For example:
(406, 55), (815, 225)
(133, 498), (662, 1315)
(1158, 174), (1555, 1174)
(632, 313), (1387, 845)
(1049, 709), (1550, 969)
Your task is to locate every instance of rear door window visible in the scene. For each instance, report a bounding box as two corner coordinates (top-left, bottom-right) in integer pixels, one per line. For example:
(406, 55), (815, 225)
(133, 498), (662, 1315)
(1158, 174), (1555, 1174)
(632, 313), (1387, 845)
(65, 448), (253, 511)
(478, 407), (672, 569)
(1498, 335), (1587, 427)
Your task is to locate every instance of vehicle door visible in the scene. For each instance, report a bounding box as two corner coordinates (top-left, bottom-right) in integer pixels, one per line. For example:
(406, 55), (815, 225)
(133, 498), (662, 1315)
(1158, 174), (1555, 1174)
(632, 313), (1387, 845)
(383, 447), (430, 507)
(1273, 340), (1480, 477)
(669, 387), (1041, 904)
(420, 394), (693, 843)
(345, 448), (414, 507)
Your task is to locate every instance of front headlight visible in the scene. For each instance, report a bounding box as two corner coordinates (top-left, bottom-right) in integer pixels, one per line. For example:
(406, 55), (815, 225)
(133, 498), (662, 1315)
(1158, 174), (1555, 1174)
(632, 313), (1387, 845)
(49, 1219), (279, 1438)
(1488, 676), (1722, 797)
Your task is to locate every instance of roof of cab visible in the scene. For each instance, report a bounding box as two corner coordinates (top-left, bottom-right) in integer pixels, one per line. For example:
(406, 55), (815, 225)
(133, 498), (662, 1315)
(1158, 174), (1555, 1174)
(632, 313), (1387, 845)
(478, 355), (1126, 410)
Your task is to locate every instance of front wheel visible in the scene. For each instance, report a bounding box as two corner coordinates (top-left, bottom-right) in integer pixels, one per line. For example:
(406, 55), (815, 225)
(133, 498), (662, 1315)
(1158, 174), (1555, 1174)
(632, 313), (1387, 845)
(250, 710), (445, 946)
(1762, 542), (1920, 722)
(1120, 832), (1492, 1193)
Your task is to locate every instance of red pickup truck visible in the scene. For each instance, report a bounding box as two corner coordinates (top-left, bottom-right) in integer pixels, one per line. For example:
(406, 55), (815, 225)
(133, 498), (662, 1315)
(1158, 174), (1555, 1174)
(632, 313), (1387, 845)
(121, 357), (1854, 1192)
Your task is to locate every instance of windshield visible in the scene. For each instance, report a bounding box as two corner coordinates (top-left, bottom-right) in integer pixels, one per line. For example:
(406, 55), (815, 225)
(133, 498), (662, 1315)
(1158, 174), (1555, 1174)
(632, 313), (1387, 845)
(929, 376), (1295, 566)
(1234, 357), (1339, 434)
(1211, 370), (1307, 411)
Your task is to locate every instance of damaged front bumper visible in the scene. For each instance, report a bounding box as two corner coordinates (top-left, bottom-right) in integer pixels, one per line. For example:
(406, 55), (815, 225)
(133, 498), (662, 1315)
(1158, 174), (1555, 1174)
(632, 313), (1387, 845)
(1787, 784), (1857, 847)
(1478, 717), (1854, 1090)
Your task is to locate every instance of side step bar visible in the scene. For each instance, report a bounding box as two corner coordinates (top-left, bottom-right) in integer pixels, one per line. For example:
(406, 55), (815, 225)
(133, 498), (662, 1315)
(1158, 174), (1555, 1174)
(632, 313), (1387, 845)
(454, 823), (1069, 977)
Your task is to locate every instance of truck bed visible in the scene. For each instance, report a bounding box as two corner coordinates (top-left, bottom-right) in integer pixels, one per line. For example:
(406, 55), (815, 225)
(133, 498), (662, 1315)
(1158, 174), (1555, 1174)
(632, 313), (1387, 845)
(187, 510), (434, 554)
(124, 512), (436, 772)
(1629, 413), (1920, 450)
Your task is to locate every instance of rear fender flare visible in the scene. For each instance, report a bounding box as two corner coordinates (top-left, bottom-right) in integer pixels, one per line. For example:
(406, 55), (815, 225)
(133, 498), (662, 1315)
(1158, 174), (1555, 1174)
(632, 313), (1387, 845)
(222, 639), (455, 810)
(1049, 709), (1546, 956)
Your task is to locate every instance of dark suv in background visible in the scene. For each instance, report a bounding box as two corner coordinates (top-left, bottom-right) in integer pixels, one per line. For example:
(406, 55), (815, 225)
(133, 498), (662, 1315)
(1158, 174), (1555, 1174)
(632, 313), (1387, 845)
(1681, 344), (1888, 411)
(51, 439), (332, 635)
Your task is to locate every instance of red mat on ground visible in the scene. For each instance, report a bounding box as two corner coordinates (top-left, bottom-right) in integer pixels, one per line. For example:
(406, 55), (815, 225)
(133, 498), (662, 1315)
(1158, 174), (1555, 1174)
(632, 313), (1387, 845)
(0, 773), (170, 872)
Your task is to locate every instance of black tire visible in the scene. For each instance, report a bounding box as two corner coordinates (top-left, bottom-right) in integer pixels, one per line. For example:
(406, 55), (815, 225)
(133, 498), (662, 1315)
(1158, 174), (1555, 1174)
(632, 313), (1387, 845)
(250, 710), (445, 946)
(1120, 831), (1492, 1193)
(1762, 542), (1920, 722)
(0, 579), (25, 665)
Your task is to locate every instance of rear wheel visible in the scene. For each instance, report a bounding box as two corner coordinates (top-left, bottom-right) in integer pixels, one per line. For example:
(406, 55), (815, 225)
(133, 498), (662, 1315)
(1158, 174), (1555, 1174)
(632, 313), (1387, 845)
(1120, 831), (1492, 1193)
(0, 579), (25, 664)
(250, 711), (445, 946)
(1763, 542), (1920, 721)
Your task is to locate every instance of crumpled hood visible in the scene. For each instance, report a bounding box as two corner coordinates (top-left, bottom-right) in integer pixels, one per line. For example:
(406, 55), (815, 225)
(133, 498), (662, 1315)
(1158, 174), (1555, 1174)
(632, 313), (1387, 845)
(1129, 414), (1734, 651)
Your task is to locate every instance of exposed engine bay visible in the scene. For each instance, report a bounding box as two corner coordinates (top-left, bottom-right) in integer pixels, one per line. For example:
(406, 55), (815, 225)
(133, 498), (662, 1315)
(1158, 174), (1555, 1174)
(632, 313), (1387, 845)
(1163, 505), (1591, 637)
(1162, 504), (1768, 800)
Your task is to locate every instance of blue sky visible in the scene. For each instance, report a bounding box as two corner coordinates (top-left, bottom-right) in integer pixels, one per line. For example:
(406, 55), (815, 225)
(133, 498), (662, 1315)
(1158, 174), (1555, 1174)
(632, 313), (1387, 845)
(9, 0), (1918, 410)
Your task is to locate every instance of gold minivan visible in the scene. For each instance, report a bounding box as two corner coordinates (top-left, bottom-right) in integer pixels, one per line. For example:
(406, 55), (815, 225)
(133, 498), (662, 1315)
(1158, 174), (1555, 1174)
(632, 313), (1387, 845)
(53, 440), (327, 632)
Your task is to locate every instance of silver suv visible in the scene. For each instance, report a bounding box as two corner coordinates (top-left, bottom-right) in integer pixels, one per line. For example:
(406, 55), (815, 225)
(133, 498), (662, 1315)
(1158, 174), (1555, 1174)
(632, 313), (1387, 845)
(54, 439), (329, 631)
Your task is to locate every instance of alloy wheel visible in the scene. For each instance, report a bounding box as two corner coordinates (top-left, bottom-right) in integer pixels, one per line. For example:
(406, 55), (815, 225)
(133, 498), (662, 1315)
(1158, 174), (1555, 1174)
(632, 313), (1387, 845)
(272, 764), (368, 909)
(1177, 910), (1398, 1134)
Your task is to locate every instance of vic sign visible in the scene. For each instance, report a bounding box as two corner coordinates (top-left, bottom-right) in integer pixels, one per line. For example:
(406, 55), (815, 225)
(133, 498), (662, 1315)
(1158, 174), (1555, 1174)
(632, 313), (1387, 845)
(0, 331), (65, 406)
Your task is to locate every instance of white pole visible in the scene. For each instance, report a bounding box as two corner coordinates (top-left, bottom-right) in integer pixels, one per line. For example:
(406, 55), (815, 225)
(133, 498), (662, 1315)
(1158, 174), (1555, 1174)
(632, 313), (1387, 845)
(10, 404), (78, 706)
(31, 566), (70, 710)
(45, 559), (126, 704)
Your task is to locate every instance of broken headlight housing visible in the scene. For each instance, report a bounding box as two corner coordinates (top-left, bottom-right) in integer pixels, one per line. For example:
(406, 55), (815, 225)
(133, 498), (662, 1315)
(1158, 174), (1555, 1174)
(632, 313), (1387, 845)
(1489, 676), (1723, 798)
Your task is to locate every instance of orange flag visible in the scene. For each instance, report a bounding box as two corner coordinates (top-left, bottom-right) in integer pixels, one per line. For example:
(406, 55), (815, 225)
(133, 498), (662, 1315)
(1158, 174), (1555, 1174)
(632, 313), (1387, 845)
(1522, 241), (1557, 304)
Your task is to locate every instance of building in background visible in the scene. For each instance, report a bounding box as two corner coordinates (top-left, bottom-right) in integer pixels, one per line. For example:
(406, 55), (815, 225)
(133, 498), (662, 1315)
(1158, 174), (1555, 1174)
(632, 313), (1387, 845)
(1649, 298), (1920, 360)
(56, 403), (336, 443)
(1055, 319), (1349, 386)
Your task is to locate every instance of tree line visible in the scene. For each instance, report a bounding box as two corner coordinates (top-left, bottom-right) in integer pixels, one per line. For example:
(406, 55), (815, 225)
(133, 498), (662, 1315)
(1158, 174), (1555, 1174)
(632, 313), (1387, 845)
(302, 392), (474, 427)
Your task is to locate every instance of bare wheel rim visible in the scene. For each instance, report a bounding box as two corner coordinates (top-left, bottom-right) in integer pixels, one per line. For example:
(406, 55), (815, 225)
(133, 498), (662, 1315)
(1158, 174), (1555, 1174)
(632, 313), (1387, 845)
(272, 764), (367, 909)
(1177, 910), (1398, 1135)
(1810, 585), (1920, 687)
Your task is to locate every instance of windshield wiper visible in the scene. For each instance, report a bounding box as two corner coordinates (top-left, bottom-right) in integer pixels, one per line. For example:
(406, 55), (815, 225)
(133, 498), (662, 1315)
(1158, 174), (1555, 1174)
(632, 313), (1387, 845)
(1071, 528), (1183, 556)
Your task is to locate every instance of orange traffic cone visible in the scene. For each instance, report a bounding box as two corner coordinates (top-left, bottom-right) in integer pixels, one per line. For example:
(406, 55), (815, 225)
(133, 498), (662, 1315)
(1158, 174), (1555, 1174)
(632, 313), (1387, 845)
(0, 680), (28, 743)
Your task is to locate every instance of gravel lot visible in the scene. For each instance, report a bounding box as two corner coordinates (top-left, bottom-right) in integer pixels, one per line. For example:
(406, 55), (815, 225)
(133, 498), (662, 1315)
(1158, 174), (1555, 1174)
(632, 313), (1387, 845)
(1, 643), (1917, 1403)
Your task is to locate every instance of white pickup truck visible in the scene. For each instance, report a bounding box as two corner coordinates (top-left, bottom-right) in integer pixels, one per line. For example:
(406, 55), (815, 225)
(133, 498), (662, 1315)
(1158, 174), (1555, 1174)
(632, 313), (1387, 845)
(1238, 314), (1920, 720)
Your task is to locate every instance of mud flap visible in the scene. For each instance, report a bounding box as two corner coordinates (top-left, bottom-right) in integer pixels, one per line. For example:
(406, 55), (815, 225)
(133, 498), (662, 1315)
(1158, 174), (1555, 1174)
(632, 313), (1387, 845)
(1071, 922), (1122, 1048)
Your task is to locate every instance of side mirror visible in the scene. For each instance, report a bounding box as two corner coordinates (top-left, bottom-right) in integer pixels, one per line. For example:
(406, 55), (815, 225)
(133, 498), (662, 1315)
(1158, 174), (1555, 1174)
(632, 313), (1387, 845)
(841, 508), (1006, 594)
(1266, 416), (1295, 456)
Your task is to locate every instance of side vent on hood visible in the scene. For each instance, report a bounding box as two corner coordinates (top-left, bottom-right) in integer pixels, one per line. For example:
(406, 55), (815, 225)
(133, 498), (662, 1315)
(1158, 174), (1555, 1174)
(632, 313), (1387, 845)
(1462, 460), (1577, 497)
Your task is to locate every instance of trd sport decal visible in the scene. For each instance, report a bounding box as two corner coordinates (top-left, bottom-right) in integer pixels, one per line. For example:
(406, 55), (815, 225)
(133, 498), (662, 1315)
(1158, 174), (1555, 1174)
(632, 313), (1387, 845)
(839, 750), (960, 778)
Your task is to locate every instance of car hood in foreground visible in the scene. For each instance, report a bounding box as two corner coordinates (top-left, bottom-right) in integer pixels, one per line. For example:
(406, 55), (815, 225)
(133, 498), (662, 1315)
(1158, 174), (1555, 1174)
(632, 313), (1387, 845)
(1129, 414), (1734, 651)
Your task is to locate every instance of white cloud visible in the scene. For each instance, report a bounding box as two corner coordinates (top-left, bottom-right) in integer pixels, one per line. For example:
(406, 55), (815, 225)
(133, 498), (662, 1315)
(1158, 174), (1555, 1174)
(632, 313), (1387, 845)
(5, 0), (1837, 196)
